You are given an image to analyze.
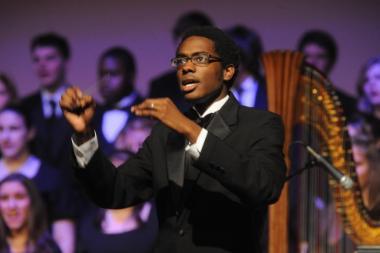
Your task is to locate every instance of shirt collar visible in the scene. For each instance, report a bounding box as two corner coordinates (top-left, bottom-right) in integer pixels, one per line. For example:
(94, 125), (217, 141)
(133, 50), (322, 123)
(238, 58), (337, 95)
(115, 92), (138, 109)
(41, 85), (68, 102)
(193, 95), (229, 118)
(0, 155), (41, 181)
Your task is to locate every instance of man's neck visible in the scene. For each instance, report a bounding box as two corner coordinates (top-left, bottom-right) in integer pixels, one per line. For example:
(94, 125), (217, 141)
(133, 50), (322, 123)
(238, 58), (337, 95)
(194, 95), (229, 118)
(193, 87), (228, 115)
(43, 80), (66, 94)
(105, 87), (134, 107)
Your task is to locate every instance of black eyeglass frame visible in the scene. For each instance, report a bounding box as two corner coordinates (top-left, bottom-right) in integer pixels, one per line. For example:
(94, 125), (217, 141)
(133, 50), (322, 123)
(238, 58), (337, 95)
(170, 52), (222, 68)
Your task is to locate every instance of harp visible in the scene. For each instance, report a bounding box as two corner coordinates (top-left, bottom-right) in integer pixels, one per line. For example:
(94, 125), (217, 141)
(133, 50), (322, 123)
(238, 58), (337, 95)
(263, 51), (380, 253)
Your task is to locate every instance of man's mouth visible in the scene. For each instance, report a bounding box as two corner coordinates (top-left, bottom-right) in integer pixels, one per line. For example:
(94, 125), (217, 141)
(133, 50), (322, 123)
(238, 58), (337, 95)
(181, 79), (200, 92)
(38, 71), (50, 79)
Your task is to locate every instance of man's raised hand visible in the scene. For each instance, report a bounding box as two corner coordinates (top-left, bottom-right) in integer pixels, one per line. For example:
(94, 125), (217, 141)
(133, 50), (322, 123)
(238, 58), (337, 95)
(131, 98), (201, 144)
(60, 86), (96, 134)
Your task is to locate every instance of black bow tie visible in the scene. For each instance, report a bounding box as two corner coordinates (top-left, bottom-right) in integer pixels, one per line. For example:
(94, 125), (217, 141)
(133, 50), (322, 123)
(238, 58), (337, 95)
(196, 113), (215, 128)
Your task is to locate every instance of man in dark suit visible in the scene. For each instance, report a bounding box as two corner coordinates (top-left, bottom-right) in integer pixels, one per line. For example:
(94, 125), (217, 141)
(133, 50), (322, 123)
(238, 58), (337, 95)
(226, 25), (267, 110)
(60, 26), (286, 253)
(94, 47), (144, 155)
(22, 32), (73, 175)
(148, 10), (214, 112)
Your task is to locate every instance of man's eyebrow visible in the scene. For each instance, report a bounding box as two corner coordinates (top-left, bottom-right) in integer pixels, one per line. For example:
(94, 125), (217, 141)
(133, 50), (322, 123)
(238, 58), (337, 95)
(176, 51), (209, 57)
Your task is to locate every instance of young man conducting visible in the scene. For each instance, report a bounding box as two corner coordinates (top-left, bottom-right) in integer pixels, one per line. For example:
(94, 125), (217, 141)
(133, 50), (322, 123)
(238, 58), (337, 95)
(60, 26), (286, 253)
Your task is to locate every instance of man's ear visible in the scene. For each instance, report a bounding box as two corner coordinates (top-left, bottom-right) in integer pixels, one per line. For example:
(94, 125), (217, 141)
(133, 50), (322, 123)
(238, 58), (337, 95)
(223, 65), (235, 82)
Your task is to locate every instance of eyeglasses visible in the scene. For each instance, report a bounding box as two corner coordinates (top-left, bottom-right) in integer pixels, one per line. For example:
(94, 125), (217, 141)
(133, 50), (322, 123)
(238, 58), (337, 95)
(171, 53), (222, 68)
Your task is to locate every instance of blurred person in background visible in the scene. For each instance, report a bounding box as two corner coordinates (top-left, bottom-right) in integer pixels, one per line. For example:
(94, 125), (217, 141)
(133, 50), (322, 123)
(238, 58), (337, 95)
(0, 173), (61, 253)
(0, 104), (76, 253)
(21, 32), (74, 181)
(95, 47), (144, 155)
(225, 25), (267, 109)
(297, 29), (356, 121)
(77, 151), (158, 253)
(348, 56), (380, 217)
(114, 117), (155, 155)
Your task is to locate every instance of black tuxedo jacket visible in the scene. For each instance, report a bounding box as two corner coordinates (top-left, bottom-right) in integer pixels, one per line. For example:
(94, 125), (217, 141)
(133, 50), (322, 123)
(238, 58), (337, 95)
(22, 92), (73, 176)
(75, 96), (286, 253)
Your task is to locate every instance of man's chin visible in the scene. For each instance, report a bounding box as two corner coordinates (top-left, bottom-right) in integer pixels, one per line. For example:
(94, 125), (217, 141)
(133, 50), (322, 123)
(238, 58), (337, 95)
(184, 87), (224, 105)
(41, 81), (56, 88)
(183, 91), (201, 103)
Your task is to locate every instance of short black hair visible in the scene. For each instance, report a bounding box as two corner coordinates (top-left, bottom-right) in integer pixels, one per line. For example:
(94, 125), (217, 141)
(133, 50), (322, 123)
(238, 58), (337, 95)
(30, 32), (70, 60)
(172, 10), (214, 42)
(178, 26), (240, 88)
(0, 103), (32, 130)
(98, 46), (136, 80)
(225, 25), (263, 80)
(297, 30), (338, 72)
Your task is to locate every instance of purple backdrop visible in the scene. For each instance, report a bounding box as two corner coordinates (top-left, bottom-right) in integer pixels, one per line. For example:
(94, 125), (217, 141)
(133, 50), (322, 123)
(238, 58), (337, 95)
(1, 0), (379, 100)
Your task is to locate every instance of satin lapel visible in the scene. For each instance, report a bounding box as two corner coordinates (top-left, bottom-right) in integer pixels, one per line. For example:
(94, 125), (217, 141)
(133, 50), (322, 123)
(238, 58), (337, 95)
(206, 113), (231, 140)
(167, 96), (240, 213)
(206, 94), (240, 140)
(166, 131), (187, 188)
(182, 96), (239, 202)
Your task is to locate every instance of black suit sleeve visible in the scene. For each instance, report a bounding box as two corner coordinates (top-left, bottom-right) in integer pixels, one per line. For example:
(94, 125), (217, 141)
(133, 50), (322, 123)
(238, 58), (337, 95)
(194, 113), (286, 208)
(73, 128), (156, 209)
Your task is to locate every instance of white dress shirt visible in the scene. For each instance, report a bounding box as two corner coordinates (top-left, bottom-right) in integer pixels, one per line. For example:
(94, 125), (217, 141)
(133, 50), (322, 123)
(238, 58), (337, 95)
(41, 85), (68, 118)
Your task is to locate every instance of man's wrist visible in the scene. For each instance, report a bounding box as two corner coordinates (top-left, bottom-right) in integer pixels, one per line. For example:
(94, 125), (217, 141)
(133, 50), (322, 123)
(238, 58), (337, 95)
(183, 120), (202, 144)
(73, 128), (95, 145)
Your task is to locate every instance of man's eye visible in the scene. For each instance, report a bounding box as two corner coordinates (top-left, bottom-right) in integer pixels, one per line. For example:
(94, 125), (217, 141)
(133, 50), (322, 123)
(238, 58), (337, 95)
(174, 58), (185, 65)
(194, 55), (207, 63)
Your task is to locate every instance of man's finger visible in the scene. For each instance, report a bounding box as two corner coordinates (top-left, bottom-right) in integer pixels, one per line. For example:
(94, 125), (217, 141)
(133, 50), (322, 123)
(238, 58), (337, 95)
(132, 108), (159, 118)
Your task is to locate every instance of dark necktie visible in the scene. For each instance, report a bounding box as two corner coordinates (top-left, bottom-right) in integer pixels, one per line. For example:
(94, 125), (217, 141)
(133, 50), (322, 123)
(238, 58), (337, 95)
(49, 99), (57, 119)
(46, 100), (57, 160)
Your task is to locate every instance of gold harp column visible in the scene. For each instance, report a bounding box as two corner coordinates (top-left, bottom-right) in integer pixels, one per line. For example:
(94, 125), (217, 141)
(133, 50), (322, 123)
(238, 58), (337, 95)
(262, 51), (303, 253)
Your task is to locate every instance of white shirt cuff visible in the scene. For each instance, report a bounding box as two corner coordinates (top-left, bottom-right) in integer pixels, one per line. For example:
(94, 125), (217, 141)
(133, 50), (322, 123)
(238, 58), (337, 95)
(185, 128), (208, 159)
(71, 132), (99, 168)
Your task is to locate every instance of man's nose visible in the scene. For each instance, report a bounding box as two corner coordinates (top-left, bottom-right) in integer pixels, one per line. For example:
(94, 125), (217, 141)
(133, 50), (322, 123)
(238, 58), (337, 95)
(181, 60), (196, 73)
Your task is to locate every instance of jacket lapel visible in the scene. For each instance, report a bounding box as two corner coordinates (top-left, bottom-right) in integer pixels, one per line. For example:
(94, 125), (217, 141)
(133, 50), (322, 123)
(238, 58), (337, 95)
(166, 131), (187, 188)
(208, 94), (239, 139)
(165, 95), (240, 211)
(182, 96), (240, 206)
